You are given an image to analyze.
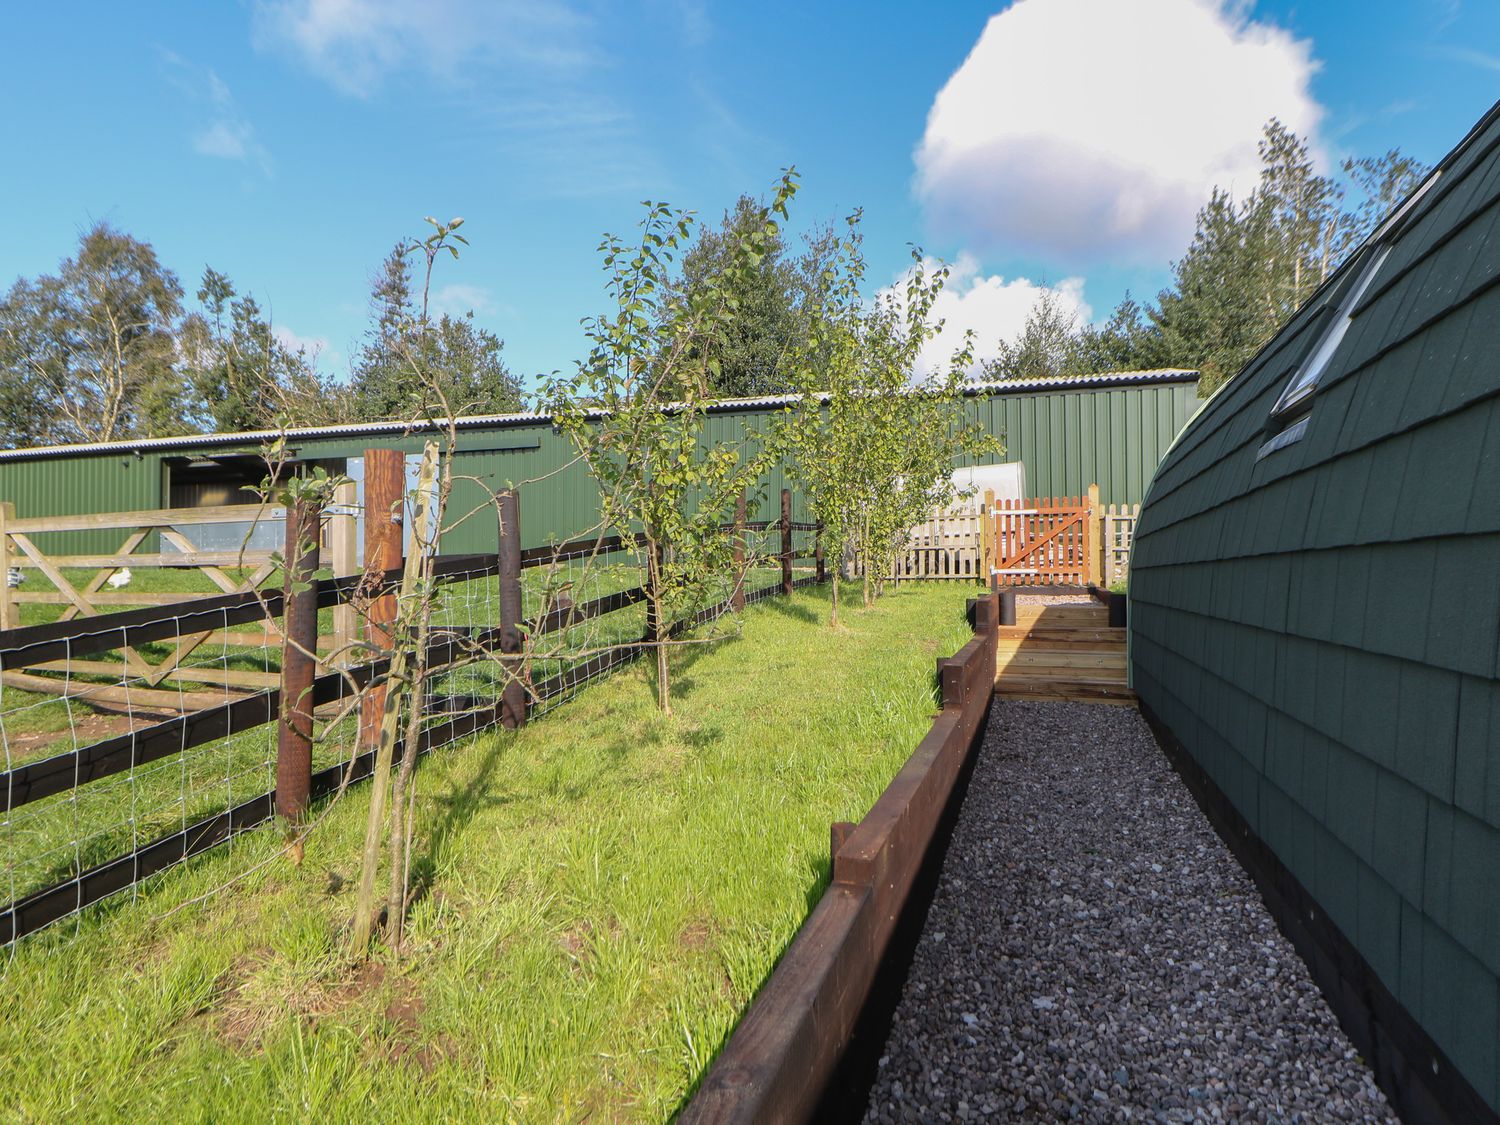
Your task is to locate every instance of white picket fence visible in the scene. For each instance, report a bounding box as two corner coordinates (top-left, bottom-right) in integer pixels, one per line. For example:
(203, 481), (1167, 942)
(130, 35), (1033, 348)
(856, 499), (1140, 584)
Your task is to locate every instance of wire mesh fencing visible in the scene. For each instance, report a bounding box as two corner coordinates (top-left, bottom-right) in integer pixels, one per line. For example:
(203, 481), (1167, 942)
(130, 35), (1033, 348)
(0, 491), (825, 949)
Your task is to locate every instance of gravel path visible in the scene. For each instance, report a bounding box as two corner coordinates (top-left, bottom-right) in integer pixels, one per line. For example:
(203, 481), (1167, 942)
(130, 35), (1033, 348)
(863, 701), (1396, 1123)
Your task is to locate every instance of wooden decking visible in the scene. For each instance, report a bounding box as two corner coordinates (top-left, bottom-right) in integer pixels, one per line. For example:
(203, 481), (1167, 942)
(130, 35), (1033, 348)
(995, 601), (1135, 706)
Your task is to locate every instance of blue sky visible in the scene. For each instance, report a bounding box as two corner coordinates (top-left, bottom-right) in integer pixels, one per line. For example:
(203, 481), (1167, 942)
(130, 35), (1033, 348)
(2, 1), (1497, 395)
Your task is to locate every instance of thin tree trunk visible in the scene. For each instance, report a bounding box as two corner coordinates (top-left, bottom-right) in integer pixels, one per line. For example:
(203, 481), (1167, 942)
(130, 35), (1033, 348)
(830, 566), (840, 627)
(646, 539), (671, 714)
(386, 580), (435, 952)
(862, 511), (873, 609)
(350, 443), (439, 955)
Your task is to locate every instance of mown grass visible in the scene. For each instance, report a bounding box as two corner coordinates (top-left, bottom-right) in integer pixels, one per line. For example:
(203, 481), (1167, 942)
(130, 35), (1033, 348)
(0, 580), (974, 1122)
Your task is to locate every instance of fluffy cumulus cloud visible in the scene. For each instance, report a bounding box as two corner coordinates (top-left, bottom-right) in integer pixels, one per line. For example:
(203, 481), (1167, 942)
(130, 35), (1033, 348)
(880, 255), (1090, 376)
(916, 0), (1322, 263)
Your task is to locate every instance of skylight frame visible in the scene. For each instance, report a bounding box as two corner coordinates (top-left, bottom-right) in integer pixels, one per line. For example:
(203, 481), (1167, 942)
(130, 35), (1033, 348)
(1256, 168), (1443, 463)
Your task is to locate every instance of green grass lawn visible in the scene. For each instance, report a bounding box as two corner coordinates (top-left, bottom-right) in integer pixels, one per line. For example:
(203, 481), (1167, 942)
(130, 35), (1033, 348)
(0, 580), (975, 1122)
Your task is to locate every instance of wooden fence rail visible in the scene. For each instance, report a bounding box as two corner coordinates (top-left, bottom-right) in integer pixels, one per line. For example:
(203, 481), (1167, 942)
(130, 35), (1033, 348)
(0, 475), (823, 945)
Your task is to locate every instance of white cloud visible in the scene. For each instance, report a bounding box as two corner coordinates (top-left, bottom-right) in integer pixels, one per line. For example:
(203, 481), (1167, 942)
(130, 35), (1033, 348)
(162, 52), (273, 173)
(916, 0), (1322, 263)
(251, 0), (592, 96)
(193, 121), (254, 161)
(274, 325), (341, 371)
(880, 255), (1091, 376)
(429, 283), (496, 317)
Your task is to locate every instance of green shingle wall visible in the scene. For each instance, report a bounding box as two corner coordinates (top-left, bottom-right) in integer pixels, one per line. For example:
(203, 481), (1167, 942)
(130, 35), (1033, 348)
(0, 377), (1198, 557)
(1132, 108), (1500, 1111)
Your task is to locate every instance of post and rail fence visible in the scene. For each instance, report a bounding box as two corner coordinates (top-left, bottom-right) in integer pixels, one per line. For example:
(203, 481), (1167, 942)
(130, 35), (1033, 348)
(0, 460), (824, 946)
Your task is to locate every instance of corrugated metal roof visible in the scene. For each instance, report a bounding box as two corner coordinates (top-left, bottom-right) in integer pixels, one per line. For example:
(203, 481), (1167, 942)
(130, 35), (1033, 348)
(0, 368), (1197, 462)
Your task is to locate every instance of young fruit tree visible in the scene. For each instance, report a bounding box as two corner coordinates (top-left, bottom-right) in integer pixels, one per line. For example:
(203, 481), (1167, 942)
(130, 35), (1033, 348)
(542, 174), (799, 713)
(780, 219), (995, 624)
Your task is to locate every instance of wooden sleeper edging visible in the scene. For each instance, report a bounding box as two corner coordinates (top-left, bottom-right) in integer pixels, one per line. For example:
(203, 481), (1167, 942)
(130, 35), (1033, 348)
(683, 594), (999, 1124)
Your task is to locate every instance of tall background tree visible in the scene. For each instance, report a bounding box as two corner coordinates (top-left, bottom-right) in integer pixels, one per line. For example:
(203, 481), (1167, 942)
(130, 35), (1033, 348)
(667, 195), (839, 398)
(349, 225), (523, 423)
(179, 266), (328, 433)
(0, 223), (186, 444)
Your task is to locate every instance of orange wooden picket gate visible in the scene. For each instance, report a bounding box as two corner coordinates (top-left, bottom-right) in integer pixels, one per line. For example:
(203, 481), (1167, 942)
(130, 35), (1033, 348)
(981, 485), (1103, 587)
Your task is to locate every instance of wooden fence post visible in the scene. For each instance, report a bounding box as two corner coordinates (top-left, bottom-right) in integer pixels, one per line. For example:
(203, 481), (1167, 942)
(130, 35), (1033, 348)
(780, 488), (793, 595)
(814, 520), (826, 584)
(981, 489), (994, 588)
(359, 449), (405, 752)
(0, 501), (15, 630)
(732, 492), (747, 612)
(276, 497), (322, 822)
(329, 479), (358, 668)
(1086, 483), (1103, 587)
(498, 489), (527, 730)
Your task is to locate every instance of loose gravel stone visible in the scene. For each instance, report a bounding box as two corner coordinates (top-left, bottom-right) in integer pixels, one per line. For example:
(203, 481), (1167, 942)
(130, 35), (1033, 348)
(862, 700), (1396, 1124)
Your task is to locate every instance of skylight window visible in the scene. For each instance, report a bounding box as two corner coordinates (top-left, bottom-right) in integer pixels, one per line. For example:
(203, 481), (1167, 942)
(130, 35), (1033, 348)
(1257, 169), (1442, 463)
(1268, 245), (1391, 419)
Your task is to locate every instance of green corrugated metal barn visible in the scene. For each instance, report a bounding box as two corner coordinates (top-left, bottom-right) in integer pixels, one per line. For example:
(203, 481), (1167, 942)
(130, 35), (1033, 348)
(0, 370), (1198, 556)
(1131, 102), (1500, 1119)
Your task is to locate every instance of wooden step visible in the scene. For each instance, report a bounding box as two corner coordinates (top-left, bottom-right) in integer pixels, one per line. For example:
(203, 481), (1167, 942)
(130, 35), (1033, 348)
(997, 627), (1123, 644)
(996, 671), (1128, 688)
(997, 687), (1138, 707)
(997, 651), (1126, 671)
(996, 684), (1134, 702)
(1016, 608), (1107, 622)
(997, 637), (1124, 654)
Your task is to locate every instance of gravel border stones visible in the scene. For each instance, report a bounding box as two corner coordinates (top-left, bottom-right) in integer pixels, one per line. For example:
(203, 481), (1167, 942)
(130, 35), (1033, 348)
(862, 700), (1396, 1123)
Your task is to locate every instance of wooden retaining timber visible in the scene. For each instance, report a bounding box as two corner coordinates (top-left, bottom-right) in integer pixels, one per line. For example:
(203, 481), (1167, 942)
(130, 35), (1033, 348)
(682, 594), (999, 1124)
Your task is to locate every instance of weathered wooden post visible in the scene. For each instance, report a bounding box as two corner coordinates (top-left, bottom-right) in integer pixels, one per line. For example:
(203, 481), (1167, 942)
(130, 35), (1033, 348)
(497, 489), (527, 729)
(359, 449), (405, 752)
(276, 497), (322, 822)
(731, 491), (747, 612)
(329, 478), (359, 669)
(0, 501), (15, 630)
(830, 820), (854, 881)
(1086, 482), (1102, 587)
(780, 487), (793, 595)
(814, 520), (826, 584)
(981, 489), (995, 588)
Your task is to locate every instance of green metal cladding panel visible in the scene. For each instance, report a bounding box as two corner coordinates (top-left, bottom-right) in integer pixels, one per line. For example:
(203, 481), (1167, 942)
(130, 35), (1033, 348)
(961, 381), (1198, 505)
(1130, 107), (1500, 1111)
(0, 377), (1197, 556)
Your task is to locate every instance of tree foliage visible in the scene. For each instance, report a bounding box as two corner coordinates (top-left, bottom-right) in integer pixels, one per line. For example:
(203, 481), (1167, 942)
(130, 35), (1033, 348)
(781, 214), (996, 624)
(179, 267), (328, 433)
(543, 178), (799, 711)
(667, 194), (839, 398)
(0, 223), (186, 444)
(348, 230), (523, 423)
(0, 218), (523, 449)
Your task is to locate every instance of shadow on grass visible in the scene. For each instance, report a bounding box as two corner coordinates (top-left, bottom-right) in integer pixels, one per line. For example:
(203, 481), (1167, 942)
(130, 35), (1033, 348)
(754, 592), (822, 625)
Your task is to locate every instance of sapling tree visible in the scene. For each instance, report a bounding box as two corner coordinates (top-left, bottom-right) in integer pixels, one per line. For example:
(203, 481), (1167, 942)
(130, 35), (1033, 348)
(780, 222), (995, 622)
(542, 174), (799, 713)
(854, 253), (992, 600)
